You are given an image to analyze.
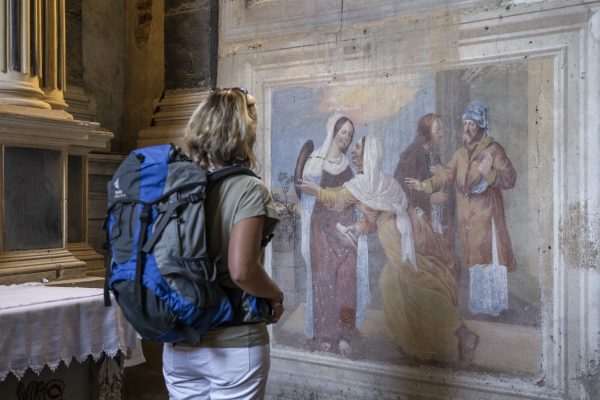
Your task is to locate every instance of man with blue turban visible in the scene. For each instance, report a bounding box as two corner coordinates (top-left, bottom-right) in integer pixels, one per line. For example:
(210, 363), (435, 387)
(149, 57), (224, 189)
(405, 101), (517, 316)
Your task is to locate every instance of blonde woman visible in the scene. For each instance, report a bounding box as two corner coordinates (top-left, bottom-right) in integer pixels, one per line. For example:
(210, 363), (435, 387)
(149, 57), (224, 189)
(162, 87), (284, 400)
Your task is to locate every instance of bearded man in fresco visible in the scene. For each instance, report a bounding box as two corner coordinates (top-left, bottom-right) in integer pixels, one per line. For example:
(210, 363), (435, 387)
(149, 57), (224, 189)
(394, 113), (456, 270)
(405, 101), (517, 316)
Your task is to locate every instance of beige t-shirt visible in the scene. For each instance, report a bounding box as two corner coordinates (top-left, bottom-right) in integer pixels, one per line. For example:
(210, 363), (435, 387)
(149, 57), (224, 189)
(193, 173), (280, 348)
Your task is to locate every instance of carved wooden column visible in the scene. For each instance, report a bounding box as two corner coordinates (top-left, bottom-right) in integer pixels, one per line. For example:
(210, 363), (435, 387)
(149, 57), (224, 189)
(41, 0), (68, 110)
(0, 0), (112, 284)
(0, 0), (51, 110)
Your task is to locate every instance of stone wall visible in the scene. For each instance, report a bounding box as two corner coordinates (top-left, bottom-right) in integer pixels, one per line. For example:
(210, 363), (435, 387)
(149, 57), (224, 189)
(80, 0), (164, 153)
(82, 0), (127, 151)
(123, 0), (165, 152)
(165, 0), (218, 90)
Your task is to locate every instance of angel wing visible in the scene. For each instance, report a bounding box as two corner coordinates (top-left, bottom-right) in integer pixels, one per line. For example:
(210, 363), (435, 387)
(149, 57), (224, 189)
(293, 140), (314, 198)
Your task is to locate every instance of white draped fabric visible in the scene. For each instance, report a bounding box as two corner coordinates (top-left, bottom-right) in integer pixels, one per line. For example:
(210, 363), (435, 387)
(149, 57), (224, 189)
(344, 136), (417, 269)
(0, 283), (143, 381)
(302, 114), (350, 178)
(468, 218), (509, 315)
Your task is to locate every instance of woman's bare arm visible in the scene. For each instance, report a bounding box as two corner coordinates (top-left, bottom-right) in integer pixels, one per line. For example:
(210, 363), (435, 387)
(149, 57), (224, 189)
(228, 215), (284, 322)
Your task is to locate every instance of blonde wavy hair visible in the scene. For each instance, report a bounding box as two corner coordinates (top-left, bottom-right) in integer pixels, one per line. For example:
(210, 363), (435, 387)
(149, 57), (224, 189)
(185, 87), (258, 169)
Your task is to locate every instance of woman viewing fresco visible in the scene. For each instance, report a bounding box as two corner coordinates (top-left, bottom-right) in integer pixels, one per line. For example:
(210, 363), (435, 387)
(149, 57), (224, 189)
(298, 135), (479, 367)
(298, 114), (369, 357)
(162, 88), (285, 400)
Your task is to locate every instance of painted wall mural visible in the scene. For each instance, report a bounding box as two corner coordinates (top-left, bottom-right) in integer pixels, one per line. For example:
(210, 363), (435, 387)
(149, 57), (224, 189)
(269, 60), (549, 375)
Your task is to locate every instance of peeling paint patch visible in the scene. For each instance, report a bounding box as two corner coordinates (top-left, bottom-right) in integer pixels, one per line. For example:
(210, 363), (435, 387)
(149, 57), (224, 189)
(134, 0), (153, 48)
(560, 202), (600, 269)
(505, 0), (545, 5)
(219, 44), (241, 58)
(579, 360), (600, 398)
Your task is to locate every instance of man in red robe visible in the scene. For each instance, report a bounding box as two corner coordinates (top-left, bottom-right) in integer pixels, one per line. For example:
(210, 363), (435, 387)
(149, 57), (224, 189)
(394, 113), (456, 269)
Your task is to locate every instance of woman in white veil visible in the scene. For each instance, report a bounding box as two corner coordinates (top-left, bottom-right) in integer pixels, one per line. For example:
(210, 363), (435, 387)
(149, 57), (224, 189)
(300, 114), (369, 357)
(299, 135), (479, 366)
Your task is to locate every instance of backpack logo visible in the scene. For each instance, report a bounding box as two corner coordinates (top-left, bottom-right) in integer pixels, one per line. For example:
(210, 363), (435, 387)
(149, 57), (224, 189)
(113, 178), (126, 199)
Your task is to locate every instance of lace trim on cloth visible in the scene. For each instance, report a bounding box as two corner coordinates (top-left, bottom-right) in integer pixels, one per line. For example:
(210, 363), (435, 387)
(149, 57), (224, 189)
(1, 348), (124, 381)
(0, 283), (143, 382)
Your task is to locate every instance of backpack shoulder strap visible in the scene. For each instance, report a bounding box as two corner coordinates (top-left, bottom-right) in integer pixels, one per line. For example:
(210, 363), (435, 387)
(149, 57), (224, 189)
(207, 165), (273, 248)
(206, 165), (258, 192)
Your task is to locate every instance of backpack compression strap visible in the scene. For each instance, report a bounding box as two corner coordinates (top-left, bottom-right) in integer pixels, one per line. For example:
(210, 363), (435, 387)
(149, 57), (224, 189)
(135, 204), (153, 312)
(141, 167), (255, 255)
(141, 190), (204, 254)
(102, 199), (153, 308)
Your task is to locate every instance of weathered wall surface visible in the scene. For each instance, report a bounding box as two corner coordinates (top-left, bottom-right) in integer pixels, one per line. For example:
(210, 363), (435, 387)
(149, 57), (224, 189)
(165, 0), (218, 89)
(218, 1), (600, 399)
(82, 0), (126, 151)
(80, 0), (164, 153)
(123, 0), (165, 153)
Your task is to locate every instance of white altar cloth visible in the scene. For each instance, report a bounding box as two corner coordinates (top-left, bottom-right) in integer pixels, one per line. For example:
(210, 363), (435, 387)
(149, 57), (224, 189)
(0, 282), (143, 381)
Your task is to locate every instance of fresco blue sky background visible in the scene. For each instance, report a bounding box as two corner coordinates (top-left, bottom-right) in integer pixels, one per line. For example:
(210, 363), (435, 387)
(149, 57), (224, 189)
(270, 79), (436, 197)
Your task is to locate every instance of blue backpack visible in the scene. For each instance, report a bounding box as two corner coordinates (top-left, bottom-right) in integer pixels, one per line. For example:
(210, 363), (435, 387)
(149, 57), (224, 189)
(103, 144), (272, 344)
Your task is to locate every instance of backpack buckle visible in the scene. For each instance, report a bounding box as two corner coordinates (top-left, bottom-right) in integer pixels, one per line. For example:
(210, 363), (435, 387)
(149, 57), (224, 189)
(139, 206), (151, 222)
(187, 192), (203, 203)
(261, 233), (274, 247)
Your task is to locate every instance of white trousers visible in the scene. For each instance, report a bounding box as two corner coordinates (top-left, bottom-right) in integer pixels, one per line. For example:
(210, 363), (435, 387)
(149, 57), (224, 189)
(162, 343), (270, 400)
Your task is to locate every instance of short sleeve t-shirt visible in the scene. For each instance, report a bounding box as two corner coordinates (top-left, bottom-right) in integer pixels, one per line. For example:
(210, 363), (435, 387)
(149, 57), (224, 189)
(196, 173), (280, 348)
(205, 174), (280, 274)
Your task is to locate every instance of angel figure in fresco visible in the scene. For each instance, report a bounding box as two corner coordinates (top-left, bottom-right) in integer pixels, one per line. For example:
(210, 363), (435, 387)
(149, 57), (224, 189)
(406, 101), (517, 317)
(297, 135), (479, 367)
(294, 114), (368, 358)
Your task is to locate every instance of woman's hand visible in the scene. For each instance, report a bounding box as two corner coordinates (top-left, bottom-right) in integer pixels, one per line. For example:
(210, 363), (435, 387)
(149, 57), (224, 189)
(478, 152), (494, 176)
(266, 295), (285, 325)
(335, 223), (357, 249)
(405, 178), (424, 191)
(430, 165), (446, 175)
(295, 178), (320, 196)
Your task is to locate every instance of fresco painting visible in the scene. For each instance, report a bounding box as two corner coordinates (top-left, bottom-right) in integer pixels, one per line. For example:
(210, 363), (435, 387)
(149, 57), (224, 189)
(269, 61), (545, 374)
